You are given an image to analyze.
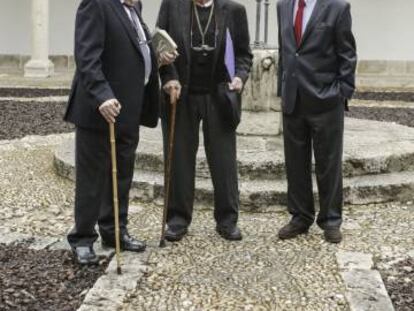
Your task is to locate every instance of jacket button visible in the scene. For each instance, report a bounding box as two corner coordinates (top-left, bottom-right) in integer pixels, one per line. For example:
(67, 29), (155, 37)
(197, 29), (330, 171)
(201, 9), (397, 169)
(295, 53), (299, 57)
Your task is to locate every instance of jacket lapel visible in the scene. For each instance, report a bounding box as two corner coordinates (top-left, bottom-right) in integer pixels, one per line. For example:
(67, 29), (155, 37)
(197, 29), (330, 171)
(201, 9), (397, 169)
(299, 0), (328, 48)
(286, 0), (296, 46)
(213, 0), (227, 71)
(108, 0), (143, 56)
(180, 0), (192, 63)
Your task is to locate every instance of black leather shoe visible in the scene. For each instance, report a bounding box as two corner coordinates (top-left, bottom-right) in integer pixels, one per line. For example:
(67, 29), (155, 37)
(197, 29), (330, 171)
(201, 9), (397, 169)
(102, 234), (146, 253)
(324, 228), (342, 244)
(216, 226), (243, 241)
(165, 227), (188, 242)
(278, 222), (310, 240)
(72, 246), (99, 266)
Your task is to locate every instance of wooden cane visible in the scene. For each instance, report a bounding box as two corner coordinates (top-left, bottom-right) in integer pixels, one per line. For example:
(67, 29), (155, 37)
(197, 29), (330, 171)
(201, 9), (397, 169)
(109, 123), (122, 274)
(160, 89), (178, 247)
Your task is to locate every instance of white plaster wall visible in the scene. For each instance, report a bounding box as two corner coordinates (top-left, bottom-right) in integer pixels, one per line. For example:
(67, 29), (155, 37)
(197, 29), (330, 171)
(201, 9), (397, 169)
(0, 0), (31, 54)
(349, 0), (414, 61)
(0, 0), (413, 61)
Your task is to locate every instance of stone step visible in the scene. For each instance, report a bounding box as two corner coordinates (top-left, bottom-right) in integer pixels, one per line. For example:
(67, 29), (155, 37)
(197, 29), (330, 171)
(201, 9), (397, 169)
(136, 115), (414, 179)
(55, 150), (414, 211)
(56, 114), (414, 180)
(54, 115), (414, 209)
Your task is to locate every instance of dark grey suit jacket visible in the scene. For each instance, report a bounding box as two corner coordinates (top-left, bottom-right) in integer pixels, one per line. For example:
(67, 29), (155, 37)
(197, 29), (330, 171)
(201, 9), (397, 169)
(65, 0), (160, 130)
(277, 0), (357, 114)
(156, 0), (253, 119)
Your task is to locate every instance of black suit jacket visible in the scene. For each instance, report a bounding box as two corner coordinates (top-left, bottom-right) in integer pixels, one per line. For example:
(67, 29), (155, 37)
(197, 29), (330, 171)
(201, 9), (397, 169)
(64, 0), (159, 130)
(156, 0), (253, 119)
(277, 0), (357, 114)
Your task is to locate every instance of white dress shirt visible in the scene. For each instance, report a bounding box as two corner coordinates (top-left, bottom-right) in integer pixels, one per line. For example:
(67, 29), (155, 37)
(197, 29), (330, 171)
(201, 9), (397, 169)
(196, 0), (214, 8)
(293, 0), (318, 35)
(120, 0), (151, 84)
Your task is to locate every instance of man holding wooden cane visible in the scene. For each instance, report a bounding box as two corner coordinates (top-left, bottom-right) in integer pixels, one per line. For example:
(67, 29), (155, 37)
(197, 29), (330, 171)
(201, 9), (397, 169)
(157, 0), (253, 242)
(64, 0), (175, 265)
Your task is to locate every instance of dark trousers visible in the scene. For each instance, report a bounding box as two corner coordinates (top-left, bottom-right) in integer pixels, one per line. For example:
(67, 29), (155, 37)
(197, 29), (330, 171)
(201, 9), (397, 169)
(163, 93), (239, 230)
(282, 98), (344, 229)
(67, 126), (139, 247)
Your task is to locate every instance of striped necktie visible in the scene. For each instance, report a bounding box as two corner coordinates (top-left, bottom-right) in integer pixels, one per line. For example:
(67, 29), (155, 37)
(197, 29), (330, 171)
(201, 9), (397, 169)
(123, 3), (152, 84)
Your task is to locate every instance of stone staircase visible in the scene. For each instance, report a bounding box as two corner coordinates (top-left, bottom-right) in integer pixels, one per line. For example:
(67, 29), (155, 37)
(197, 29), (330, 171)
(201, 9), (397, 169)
(54, 111), (414, 212)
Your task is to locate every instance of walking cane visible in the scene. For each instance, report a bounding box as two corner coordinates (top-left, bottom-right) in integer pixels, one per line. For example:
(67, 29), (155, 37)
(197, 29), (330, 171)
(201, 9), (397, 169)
(159, 89), (179, 248)
(109, 123), (122, 274)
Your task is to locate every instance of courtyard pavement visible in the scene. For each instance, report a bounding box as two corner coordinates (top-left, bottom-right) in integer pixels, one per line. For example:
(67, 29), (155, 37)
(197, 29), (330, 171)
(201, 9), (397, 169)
(0, 135), (413, 310)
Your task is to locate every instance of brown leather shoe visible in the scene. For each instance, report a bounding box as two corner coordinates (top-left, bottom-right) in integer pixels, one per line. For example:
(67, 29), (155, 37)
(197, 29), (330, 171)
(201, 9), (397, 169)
(278, 222), (309, 240)
(323, 228), (342, 244)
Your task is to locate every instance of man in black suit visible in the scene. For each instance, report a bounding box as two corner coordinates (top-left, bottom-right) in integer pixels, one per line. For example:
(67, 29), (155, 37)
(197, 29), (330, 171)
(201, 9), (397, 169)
(276, 0), (357, 243)
(65, 0), (164, 265)
(156, 0), (253, 242)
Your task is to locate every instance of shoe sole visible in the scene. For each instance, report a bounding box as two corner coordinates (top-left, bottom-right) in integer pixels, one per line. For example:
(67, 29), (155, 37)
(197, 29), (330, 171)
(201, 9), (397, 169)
(278, 230), (309, 240)
(101, 242), (146, 253)
(324, 236), (342, 244)
(165, 234), (186, 242)
(216, 230), (243, 241)
(71, 255), (100, 266)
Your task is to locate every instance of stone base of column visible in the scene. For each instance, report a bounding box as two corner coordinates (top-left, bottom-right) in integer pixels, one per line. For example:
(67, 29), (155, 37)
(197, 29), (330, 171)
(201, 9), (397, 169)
(24, 59), (55, 78)
(243, 49), (283, 135)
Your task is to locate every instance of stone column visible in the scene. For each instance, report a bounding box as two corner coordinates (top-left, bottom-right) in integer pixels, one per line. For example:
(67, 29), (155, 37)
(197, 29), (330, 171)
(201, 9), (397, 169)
(24, 0), (54, 78)
(243, 49), (283, 135)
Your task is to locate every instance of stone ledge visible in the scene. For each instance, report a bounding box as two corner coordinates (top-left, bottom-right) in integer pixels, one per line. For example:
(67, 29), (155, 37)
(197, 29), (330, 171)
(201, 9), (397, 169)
(336, 251), (394, 311)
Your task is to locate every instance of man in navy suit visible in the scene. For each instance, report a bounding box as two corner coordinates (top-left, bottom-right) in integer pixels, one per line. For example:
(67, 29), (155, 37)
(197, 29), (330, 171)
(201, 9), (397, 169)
(276, 0), (357, 243)
(65, 0), (165, 265)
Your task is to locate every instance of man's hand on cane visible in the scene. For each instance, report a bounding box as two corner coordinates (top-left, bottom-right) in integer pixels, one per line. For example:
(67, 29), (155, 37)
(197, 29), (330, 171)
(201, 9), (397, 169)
(163, 80), (182, 103)
(99, 99), (122, 123)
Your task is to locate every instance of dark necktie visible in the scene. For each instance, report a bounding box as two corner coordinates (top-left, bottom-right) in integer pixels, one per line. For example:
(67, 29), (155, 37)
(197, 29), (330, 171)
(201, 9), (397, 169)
(123, 3), (152, 84)
(294, 0), (306, 45)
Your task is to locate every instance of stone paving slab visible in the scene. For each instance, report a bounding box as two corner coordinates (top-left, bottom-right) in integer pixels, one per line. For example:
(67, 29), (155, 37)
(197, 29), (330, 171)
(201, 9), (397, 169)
(78, 251), (149, 311)
(341, 270), (395, 311)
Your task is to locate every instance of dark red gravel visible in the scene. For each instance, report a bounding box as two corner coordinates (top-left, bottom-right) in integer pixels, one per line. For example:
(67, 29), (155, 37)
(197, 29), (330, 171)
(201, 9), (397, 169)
(379, 258), (414, 311)
(0, 100), (73, 140)
(0, 88), (69, 98)
(0, 243), (108, 311)
(346, 107), (414, 128)
(353, 91), (414, 103)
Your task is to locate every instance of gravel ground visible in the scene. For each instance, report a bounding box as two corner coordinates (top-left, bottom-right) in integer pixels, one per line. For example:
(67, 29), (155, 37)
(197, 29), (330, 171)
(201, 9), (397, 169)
(0, 146), (74, 237)
(1, 137), (414, 310)
(377, 257), (414, 311)
(0, 243), (108, 311)
(0, 100), (73, 140)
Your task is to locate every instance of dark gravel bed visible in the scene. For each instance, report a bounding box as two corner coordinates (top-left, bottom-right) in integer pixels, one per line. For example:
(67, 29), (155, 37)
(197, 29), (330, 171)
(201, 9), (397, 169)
(0, 88), (69, 98)
(1, 100), (414, 141)
(0, 243), (108, 311)
(379, 258), (414, 311)
(346, 107), (414, 128)
(0, 100), (73, 140)
(354, 91), (414, 102)
(0, 87), (413, 102)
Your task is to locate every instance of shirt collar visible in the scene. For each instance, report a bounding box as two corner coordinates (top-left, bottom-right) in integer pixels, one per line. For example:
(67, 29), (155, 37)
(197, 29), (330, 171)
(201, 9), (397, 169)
(303, 0), (317, 6)
(120, 0), (133, 6)
(195, 0), (214, 8)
